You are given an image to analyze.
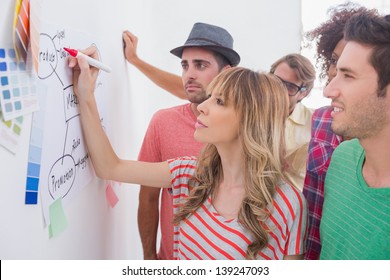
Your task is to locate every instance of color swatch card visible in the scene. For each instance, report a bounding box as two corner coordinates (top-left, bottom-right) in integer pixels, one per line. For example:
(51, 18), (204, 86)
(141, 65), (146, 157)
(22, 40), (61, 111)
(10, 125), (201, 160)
(13, 0), (30, 63)
(0, 47), (39, 121)
(0, 108), (24, 154)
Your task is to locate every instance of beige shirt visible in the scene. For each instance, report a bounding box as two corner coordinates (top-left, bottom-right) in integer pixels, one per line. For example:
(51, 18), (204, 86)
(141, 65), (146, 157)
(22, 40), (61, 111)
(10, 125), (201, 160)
(285, 102), (313, 191)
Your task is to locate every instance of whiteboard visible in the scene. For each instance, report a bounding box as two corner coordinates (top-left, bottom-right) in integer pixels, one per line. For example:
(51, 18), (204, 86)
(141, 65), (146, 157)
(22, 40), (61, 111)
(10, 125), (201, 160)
(0, 0), (133, 259)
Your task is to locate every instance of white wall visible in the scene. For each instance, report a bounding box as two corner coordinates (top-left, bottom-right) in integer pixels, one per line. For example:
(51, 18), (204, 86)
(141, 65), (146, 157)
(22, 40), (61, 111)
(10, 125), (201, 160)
(0, 0), (302, 259)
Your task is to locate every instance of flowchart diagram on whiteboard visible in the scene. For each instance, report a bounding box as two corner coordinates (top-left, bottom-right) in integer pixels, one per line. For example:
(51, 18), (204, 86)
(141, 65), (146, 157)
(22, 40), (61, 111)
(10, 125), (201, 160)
(29, 22), (106, 228)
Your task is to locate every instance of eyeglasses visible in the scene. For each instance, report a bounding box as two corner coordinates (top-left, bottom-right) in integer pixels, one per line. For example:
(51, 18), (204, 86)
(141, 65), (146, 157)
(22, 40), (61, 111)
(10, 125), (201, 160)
(275, 75), (307, 96)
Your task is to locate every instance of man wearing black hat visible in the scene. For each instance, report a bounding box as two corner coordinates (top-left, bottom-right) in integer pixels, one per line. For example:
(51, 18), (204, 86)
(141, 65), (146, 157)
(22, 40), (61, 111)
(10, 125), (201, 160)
(123, 23), (240, 260)
(123, 23), (239, 100)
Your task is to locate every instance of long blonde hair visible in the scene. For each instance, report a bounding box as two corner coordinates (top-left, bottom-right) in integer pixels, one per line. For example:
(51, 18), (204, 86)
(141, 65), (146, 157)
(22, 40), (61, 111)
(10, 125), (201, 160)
(173, 67), (289, 259)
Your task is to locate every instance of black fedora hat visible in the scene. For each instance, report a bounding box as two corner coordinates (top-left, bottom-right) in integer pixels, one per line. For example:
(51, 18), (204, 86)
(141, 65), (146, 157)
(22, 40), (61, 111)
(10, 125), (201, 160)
(170, 22), (240, 66)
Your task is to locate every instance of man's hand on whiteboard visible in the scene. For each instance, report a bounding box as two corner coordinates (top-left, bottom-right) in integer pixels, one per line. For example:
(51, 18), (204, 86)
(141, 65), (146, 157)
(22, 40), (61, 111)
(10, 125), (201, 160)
(123, 30), (139, 65)
(68, 46), (100, 102)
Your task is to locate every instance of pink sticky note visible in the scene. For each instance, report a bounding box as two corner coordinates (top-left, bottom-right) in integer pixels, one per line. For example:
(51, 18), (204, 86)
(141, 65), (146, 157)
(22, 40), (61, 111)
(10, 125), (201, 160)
(106, 182), (119, 208)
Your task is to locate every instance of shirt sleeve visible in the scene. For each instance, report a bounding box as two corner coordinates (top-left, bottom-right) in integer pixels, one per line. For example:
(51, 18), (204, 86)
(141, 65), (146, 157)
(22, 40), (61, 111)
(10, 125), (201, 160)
(167, 157), (198, 206)
(303, 107), (342, 259)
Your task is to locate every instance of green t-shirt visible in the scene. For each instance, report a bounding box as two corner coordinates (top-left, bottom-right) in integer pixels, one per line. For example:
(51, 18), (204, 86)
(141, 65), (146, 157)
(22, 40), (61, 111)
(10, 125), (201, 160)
(320, 139), (390, 260)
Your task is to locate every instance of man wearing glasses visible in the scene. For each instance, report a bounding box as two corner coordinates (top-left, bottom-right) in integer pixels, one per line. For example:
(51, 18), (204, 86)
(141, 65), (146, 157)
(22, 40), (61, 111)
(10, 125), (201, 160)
(270, 54), (316, 191)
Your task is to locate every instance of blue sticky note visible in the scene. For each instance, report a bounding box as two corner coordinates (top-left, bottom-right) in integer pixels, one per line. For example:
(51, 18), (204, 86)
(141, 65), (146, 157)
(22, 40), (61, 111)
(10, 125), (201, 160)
(0, 62), (7, 71)
(26, 176), (39, 191)
(5, 103), (13, 112)
(9, 62), (17, 71)
(13, 88), (20, 97)
(30, 128), (44, 147)
(11, 75), (18, 84)
(22, 87), (29, 95)
(1, 76), (8, 85)
(27, 162), (41, 177)
(8, 49), (16, 58)
(16, 116), (23, 123)
(0, 48), (5, 58)
(19, 62), (26, 71)
(25, 191), (38, 204)
(14, 101), (22, 110)
(28, 145), (42, 162)
(3, 90), (11, 99)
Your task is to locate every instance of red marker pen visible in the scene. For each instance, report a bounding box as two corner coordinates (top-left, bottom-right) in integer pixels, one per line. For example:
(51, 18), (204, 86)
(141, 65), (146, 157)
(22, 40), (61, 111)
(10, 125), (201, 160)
(64, 47), (112, 73)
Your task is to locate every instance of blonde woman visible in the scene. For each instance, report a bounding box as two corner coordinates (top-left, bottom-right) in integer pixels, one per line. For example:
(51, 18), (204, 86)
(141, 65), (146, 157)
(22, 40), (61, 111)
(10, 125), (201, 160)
(70, 50), (307, 259)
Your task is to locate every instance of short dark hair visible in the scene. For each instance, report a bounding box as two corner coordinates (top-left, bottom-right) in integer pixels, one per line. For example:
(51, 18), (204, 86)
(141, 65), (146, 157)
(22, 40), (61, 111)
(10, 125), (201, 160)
(211, 50), (231, 71)
(345, 11), (390, 97)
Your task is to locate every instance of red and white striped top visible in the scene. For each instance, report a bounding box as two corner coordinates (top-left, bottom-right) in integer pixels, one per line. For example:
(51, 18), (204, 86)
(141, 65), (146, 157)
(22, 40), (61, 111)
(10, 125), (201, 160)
(168, 157), (307, 260)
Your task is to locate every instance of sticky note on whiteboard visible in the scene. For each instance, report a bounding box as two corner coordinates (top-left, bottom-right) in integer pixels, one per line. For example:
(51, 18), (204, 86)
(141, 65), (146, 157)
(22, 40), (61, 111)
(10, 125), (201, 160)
(48, 198), (68, 238)
(106, 182), (119, 208)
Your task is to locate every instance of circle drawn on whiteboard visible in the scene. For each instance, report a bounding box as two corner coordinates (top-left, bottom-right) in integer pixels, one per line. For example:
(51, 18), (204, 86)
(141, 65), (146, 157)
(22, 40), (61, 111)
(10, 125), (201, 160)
(48, 154), (76, 200)
(38, 33), (58, 79)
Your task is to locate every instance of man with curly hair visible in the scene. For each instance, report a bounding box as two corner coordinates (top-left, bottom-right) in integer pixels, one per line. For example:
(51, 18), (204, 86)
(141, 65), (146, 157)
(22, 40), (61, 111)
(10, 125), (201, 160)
(320, 10), (390, 259)
(303, 3), (378, 260)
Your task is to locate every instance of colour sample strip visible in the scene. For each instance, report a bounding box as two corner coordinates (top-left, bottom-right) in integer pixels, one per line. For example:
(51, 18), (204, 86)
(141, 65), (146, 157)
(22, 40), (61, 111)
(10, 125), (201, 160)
(14, 0), (30, 63)
(25, 143), (41, 204)
(0, 47), (39, 121)
(25, 142), (40, 204)
(24, 86), (46, 204)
